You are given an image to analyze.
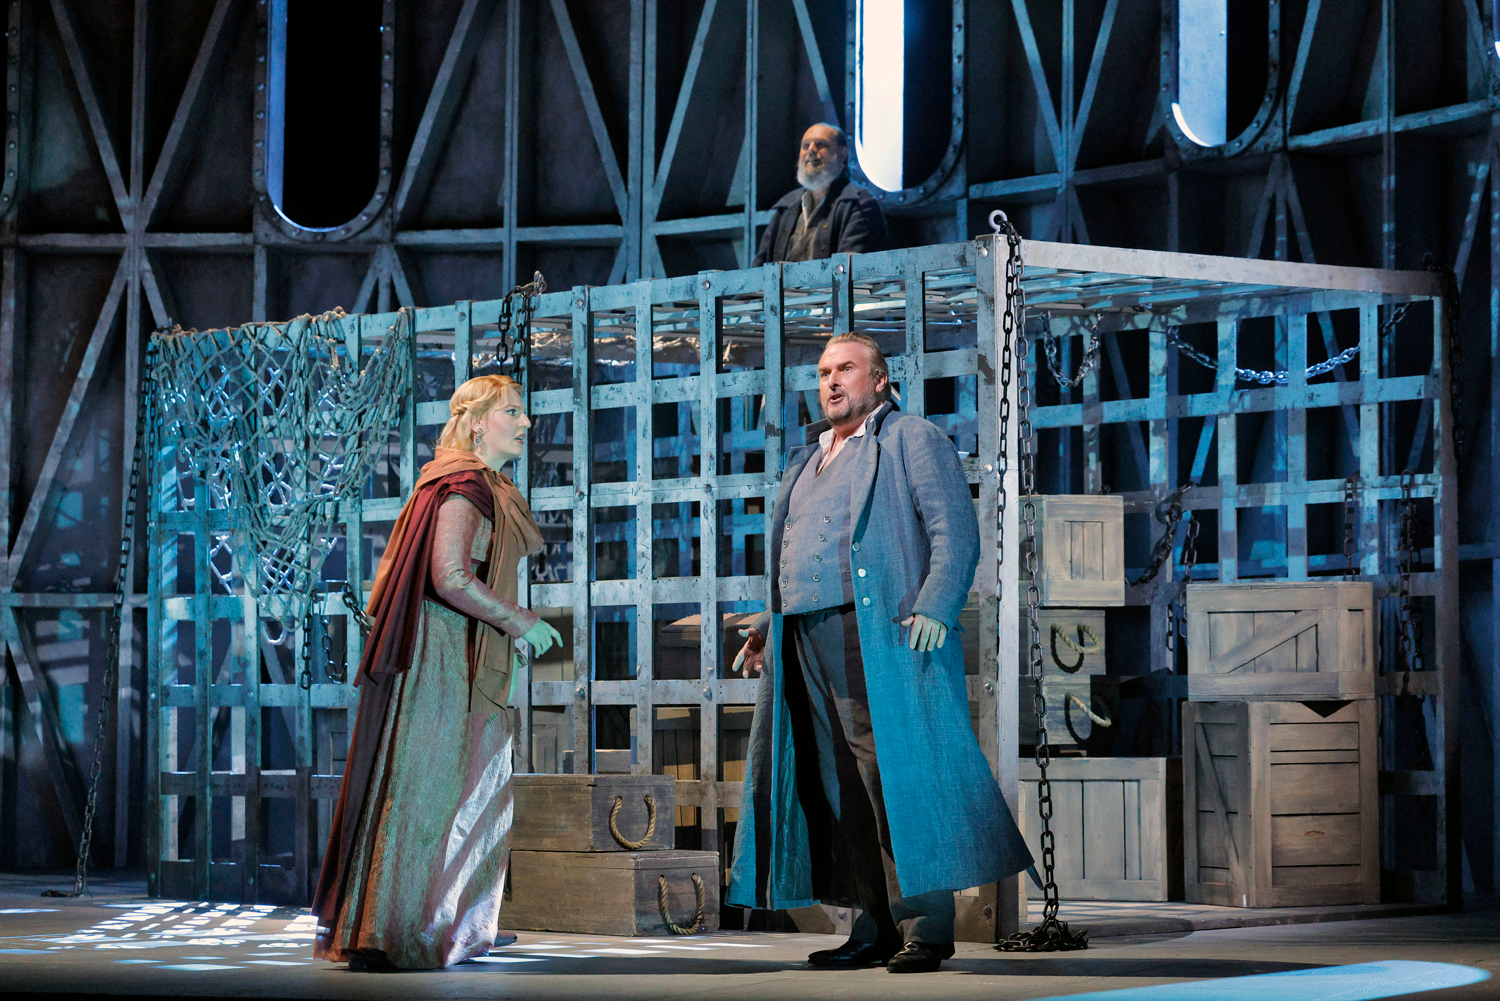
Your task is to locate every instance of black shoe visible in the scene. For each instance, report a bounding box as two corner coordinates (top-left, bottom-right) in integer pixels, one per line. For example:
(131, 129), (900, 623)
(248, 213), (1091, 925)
(348, 951), (398, 973)
(807, 937), (901, 968)
(885, 941), (953, 974)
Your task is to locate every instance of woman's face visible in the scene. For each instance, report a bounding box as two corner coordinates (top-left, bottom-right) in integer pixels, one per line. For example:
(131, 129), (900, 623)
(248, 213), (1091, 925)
(473, 389), (531, 468)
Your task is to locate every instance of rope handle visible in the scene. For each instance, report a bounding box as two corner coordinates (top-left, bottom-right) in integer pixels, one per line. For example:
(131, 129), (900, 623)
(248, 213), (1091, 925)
(608, 794), (658, 850)
(1051, 622), (1103, 657)
(1066, 693), (1112, 728)
(657, 873), (706, 935)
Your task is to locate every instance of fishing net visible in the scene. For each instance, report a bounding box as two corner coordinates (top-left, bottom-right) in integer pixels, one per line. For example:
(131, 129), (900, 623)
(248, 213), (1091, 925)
(152, 307), (413, 627)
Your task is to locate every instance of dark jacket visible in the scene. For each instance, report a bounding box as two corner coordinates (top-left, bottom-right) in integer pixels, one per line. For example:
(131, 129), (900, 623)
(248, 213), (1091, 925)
(751, 175), (888, 265)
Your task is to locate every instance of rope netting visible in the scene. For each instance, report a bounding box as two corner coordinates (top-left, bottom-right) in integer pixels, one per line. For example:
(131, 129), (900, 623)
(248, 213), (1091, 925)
(152, 307), (413, 627)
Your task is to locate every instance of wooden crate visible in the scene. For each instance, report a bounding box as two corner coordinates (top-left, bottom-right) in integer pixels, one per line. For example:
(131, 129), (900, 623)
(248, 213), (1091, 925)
(1018, 758), (1182, 901)
(1020, 608), (1108, 676)
(1185, 582), (1374, 701)
(1183, 700), (1378, 907)
(504, 849), (721, 936)
(1034, 495), (1125, 607)
(512, 774), (675, 852)
(955, 599), (1107, 676)
(1019, 675), (1120, 753)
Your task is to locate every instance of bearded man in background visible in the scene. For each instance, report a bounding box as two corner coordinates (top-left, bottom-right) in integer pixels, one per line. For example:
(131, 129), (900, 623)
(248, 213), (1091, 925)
(751, 123), (887, 265)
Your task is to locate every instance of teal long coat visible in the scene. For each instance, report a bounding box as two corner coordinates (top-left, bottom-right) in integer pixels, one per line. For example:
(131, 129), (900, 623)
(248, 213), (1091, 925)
(726, 404), (1032, 908)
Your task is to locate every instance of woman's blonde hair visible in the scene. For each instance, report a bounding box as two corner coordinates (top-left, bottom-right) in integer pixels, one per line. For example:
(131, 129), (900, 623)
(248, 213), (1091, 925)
(438, 374), (522, 451)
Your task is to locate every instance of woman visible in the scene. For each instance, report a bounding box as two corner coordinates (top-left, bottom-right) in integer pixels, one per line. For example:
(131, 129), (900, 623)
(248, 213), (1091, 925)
(313, 374), (562, 971)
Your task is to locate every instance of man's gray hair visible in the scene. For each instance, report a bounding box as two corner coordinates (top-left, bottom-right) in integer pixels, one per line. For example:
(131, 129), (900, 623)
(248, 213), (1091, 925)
(810, 123), (848, 151)
(825, 332), (895, 402)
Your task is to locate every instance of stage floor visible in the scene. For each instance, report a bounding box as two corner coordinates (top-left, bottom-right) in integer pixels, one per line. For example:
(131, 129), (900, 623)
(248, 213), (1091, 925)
(0, 872), (1495, 1000)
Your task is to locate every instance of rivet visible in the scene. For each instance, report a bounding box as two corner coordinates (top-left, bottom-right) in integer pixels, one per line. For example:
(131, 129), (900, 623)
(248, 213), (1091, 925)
(836, 264), (845, 274)
(701, 279), (710, 289)
(574, 298), (584, 307)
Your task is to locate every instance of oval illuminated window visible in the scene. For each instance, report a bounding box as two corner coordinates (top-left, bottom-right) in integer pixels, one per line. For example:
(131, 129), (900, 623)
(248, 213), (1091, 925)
(854, 0), (951, 193)
(1172, 0), (1271, 150)
(265, 0), (383, 230)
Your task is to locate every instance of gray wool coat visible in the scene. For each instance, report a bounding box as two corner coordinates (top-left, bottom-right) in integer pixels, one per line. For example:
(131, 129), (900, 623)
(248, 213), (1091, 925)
(726, 404), (1032, 908)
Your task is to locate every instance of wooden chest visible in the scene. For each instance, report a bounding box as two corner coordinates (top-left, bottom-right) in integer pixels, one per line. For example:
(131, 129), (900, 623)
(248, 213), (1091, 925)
(1034, 495), (1125, 607)
(504, 849), (721, 936)
(1183, 700), (1378, 907)
(1019, 675), (1119, 753)
(1019, 757), (1182, 901)
(1020, 608), (1108, 675)
(511, 774), (675, 852)
(1185, 582), (1374, 700)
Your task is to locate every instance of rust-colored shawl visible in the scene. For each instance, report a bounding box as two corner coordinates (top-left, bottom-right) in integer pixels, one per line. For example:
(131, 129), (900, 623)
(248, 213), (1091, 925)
(313, 447), (542, 945)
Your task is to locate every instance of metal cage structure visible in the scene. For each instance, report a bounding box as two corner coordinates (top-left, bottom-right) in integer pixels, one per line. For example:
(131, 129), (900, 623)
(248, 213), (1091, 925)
(146, 237), (1452, 932)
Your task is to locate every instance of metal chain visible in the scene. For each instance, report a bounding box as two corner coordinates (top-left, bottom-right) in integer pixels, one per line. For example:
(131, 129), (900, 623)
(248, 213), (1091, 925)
(990, 214), (1086, 953)
(493, 271), (546, 376)
(1164, 305), (1406, 385)
(1039, 311), (1103, 389)
(44, 342), (159, 898)
(321, 604), (339, 685)
(1423, 254), (1464, 475)
(299, 605), (314, 691)
(1044, 310), (1104, 390)
(339, 580), (372, 638)
(1131, 483), (1195, 587)
(1343, 475), (1359, 580)
(1396, 470), (1425, 675)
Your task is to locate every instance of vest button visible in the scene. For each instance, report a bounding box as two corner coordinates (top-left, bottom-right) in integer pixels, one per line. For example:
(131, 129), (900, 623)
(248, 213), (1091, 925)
(814, 554), (822, 562)
(861, 597), (871, 606)
(857, 568), (866, 577)
(812, 573), (820, 582)
(823, 515), (831, 522)
(852, 541), (861, 552)
(818, 533), (825, 541)
(812, 594), (819, 602)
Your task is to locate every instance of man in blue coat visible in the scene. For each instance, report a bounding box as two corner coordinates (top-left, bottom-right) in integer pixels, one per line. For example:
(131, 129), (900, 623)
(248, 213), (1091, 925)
(726, 334), (1031, 973)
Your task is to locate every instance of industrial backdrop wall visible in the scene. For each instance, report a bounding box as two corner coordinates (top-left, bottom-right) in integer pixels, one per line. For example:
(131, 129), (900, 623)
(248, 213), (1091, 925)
(0, 0), (1496, 907)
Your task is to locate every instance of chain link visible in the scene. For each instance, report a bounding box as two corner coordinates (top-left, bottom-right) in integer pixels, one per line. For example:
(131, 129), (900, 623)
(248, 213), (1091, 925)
(1130, 483), (1195, 587)
(1343, 474), (1359, 580)
(492, 271), (546, 376)
(1039, 311), (1103, 389)
(1165, 306), (1407, 386)
(1396, 470), (1425, 675)
(989, 215), (1086, 953)
(44, 342), (159, 898)
(1422, 254), (1464, 476)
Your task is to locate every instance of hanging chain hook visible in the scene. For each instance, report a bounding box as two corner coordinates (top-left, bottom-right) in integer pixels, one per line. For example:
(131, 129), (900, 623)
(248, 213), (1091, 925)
(991, 215), (1087, 954)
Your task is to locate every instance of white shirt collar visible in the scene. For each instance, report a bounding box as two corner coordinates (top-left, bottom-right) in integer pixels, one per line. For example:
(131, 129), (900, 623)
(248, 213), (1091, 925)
(815, 401), (889, 472)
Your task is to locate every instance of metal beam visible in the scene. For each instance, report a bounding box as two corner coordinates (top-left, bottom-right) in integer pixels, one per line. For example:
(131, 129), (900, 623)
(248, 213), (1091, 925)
(391, 0), (498, 227)
(5, 257), (130, 585)
(138, 0), (240, 230)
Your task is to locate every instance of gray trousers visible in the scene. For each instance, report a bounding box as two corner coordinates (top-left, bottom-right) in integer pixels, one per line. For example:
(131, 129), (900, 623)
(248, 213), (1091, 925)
(784, 605), (955, 946)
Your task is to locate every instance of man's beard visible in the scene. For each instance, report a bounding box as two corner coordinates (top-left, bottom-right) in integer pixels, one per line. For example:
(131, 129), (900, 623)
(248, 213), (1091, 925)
(797, 156), (841, 192)
(824, 384), (881, 426)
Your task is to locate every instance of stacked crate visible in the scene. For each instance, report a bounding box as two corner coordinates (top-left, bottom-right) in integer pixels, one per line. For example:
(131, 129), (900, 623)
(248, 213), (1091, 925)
(1019, 496), (1125, 756)
(1182, 582), (1378, 906)
(502, 774), (721, 935)
(1013, 496), (1183, 902)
